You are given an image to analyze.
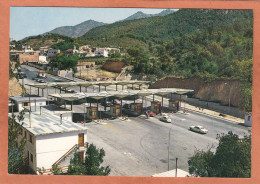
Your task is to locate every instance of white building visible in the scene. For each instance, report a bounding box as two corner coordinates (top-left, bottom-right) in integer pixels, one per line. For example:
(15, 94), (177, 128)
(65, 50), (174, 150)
(9, 96), (47, 112)
(16, 108), (88, 174)
(244, 112), (252, 127)
(94, 48), (109, 57)
(39, 55), (48, 64)
(22, 45), (33, 52)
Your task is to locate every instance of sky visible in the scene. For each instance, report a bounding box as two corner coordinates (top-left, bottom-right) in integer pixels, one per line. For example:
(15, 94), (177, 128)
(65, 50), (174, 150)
(10, 7), (176, 41)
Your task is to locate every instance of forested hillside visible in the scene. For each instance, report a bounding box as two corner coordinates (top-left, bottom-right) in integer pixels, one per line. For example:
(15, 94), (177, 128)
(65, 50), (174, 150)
(80, 9), (252, 51)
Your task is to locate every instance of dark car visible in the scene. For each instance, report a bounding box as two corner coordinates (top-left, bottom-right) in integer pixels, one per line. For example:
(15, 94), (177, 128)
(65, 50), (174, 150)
(101, 100), (111, 107)
(18, 72), (27, 79)
(123, 104), (131, 109)
(122, 108), (140, 117)
(100, 111), (116, 120)
(72, 113), (92, 123)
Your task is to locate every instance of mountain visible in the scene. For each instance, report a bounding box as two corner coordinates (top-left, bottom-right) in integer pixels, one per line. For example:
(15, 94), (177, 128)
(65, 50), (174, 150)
(46, 20), (106, 38)
(118, 9), (175, 22)
(80, 9), (253, 51)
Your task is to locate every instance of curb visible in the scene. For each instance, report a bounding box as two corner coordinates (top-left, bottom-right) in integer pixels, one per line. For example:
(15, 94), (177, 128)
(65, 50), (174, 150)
(185, 107), (243, 124)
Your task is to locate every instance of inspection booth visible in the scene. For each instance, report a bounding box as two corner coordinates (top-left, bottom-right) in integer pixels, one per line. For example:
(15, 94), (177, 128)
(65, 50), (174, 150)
(110, 104), (121, 117)
(169, 99), (180, 111)
(131, 103), (142, 114)
(151, 101), (161, 114)
(86, 106), (98, 119)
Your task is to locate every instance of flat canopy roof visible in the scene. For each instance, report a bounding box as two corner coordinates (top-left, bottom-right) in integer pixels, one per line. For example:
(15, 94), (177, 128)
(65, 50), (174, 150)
(26, 80), (151, 89)
(48, 88), (194, 101)
(10, 95), (47, 102)
(15, 111), (87, 136)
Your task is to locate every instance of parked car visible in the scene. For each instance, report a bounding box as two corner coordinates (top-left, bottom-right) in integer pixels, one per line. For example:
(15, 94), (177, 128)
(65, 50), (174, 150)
(20, 72), (27, 78)
(123, 104), (131, 109)
(160, 115), (172, 123)
(149, 111), (156, 117)
(101, 100), (111, 107)
(189, 125), (208, 134)
(32, 77), (40, 81)
(122, 108), (140, 117)
(67, 89), (76, 93)
(72, 113), (92, 123)
(101, 111), (116, 120)
(18, 72), (27, 79)
(36, 79), (45, 83)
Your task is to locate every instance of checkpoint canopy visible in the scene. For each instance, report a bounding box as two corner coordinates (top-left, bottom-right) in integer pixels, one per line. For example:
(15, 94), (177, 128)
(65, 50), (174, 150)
(26, 80), (150, 89)
(48, 88), (194, 103)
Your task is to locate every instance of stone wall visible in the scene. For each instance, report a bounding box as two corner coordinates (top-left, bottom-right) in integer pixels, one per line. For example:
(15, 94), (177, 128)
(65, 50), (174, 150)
(102, 61), (125, 73)
(150, 77), (242, 108)
(170, 94), (245, 118)
(19, 53), (39, 64)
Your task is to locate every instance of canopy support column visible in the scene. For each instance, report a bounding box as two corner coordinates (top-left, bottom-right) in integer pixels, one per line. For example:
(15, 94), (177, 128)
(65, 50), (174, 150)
(161, 96), (164, 113)
(120, 99), (123, 117)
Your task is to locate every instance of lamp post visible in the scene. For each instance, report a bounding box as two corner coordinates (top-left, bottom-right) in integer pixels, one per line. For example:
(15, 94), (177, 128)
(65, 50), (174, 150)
(168, 119), (184, 171)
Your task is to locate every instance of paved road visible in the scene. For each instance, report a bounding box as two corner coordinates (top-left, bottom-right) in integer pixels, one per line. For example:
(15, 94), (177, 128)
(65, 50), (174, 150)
(83, 111), (250, 176)
(20, 65), (251, 176)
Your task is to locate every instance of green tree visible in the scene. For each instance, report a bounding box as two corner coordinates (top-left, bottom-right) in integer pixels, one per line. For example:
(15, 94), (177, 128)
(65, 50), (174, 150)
(67, 143), (111, 176)
(8, 111), (28, 174)
(49, 53), (78, 71)
(188, 149), (214, 177)
(188, 131), (251, 177)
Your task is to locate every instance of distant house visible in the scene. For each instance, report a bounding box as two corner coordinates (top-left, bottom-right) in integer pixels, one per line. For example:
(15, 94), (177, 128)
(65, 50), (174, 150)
(244, 112), (252, 127)
(76, 61), (95, 71)
(14, 107), (88, 174)
(106, 47), (120, 53)
(39, 46), (49, 56)
(47, 48), (60, 58)
(79, 45), (91, 53)
(66, 46), (79, 55)
(39, 55), (48, 64)
(19, 52), (39, 64)
(22, 45), (33, 52)
(9, 95), (47, 112)
(94, 48), (108, 57)
(10, 50), (24, 56)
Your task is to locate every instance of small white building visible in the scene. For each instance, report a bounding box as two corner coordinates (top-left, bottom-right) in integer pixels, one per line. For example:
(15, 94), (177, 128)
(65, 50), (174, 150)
(16, 109), (88, 174)
(244, 112), (252, 127)
(94, 48), (109, 57)
(9, 96), (47, 112)
(22, 45), (33, 52)
(39, 55), (48, 64)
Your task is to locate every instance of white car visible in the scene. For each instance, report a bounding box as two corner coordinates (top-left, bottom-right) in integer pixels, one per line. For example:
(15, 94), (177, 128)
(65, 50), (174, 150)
(189, 125), (208, 134)
(160, 116), (172, 123)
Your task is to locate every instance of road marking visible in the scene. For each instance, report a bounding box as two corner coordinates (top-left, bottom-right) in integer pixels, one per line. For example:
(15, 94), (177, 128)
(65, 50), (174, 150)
(104, 123), (124, 134)
(125, 119), (142, 128)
